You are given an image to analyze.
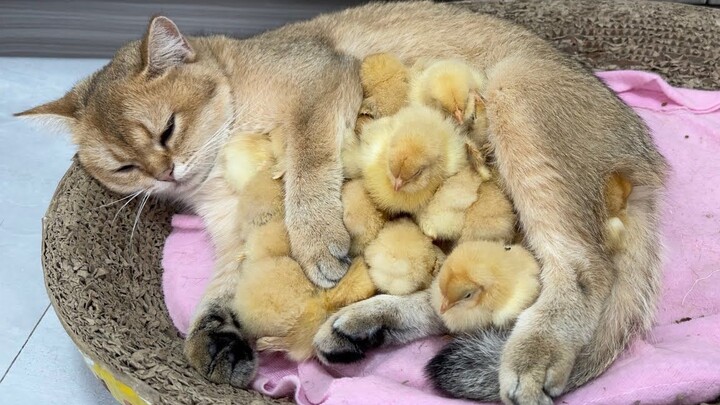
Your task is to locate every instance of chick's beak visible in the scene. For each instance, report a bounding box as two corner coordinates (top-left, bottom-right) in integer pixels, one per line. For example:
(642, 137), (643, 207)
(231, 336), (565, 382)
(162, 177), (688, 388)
(393, 177), (404, 191)
(453, 108), (464, 124)
(440, 300), (452, 314)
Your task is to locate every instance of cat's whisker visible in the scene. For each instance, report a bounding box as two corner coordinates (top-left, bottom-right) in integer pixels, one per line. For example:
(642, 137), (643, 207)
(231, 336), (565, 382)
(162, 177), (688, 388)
(184, 111), (242, 170)
(96, 191), (143, 209)
(186, 130), (230, 168)
(111, 190), (145, 225)
(185, 118), (233, 165)
(129, 191), (151, 245)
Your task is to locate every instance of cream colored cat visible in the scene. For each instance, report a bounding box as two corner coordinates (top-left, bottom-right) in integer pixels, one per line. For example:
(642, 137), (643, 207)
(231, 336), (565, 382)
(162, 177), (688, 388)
(17, 3), (666, 404)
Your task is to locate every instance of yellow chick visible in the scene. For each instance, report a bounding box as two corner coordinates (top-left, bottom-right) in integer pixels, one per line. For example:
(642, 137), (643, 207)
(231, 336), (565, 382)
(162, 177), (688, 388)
(360, 105), (468, 215)
(243, 219), (290, 262)
(409, 59), (489, 145)
(365, 218), (445, 295)
(344, 53), (410, 178)
(414, 166), (483, 241)
(459, 179), (517, 244)
(605, 172), (633, 252)
(356, 52), (410, 131)
(342, 179), (388, 256)
(222, 132), (284, 232)
(430, 241), (541, 332)
(256, 257), (376, 361)
(234, 256), (315, 339)
(223, 132), (275, 194)
(223, 130), (379, 361)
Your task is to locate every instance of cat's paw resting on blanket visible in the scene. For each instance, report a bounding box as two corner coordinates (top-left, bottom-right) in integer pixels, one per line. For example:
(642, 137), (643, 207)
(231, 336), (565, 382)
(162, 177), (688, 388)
(184, 305), (257, 387)
(314, 291), (446, 364)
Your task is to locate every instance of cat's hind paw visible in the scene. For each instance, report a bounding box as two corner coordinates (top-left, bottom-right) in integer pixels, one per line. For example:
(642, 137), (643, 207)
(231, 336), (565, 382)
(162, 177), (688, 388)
(184, 306), (257, 387)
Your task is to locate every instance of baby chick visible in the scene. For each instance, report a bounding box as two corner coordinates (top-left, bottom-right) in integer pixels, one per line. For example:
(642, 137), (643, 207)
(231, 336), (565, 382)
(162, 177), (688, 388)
(459, 178), (517, 244)
(604, 172), (633, 252)
(222, 132), (284, 233)
(360, 105), (467, 215)
(415, 140), (498, 241)
(342, 179), (388, 256)
(415, 166), (483, 240)
(242, 219), (290, 262)
(234, 255), (315, 339)
(409, 59), (489, 145)
(223, 132), (275, 194)
(356, 52), (410, 132)
(365, 218), (445, 295)
(345, 53), (410, 177)
(431, 241), (540, 332)
(256, 257), (376, 361)
(225, 130), (378, 361)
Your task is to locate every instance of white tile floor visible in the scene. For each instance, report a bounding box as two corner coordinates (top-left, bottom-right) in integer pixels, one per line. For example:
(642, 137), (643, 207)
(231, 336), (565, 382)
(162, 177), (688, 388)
(0, 58), (117, 404)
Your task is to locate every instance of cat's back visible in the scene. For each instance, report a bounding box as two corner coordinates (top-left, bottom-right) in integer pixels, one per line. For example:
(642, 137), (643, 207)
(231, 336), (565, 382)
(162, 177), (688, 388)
(290, 1), (550, 67)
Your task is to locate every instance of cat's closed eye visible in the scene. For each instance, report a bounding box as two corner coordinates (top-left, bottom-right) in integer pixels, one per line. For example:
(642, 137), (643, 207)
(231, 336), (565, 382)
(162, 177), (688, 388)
(160, 114), (175, 147)
(116, 164), (137, 173)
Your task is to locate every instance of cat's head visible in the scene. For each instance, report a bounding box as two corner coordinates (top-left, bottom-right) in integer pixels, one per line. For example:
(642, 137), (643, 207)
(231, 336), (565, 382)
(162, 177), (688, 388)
(16, 17), (234, 200)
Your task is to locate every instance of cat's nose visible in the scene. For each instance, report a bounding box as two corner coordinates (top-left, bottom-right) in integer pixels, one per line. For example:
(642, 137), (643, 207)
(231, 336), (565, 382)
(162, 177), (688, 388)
(157, 164), (175, 182)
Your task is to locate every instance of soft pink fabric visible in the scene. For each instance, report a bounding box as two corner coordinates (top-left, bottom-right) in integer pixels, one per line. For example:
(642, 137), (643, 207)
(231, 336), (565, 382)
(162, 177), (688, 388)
(161, 71), (720, 405)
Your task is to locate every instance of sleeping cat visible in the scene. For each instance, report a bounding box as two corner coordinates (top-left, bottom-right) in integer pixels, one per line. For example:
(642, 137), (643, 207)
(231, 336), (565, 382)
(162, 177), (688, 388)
(17, 2), (667, 404)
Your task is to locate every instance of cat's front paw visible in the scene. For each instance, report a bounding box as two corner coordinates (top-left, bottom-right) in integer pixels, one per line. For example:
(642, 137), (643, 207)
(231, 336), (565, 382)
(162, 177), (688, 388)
(313, 306), (385, 364)
(184, 306), (257, 387)
(290, 214), (351, 289)
(499, 329), (577, 405)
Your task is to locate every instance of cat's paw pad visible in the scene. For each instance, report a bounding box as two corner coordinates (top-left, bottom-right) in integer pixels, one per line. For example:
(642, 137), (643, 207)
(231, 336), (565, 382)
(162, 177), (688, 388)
(184, 307), (257, 387)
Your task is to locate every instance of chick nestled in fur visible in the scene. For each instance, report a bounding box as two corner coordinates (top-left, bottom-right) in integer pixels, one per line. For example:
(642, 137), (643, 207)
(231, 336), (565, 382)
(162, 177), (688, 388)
(410, 58), (489, 145)
(224, 132), (377, 361)
(359, 105), (468, 215)
(257, 257), (376, 361)
(357, 52), (410, 130)
(365, 218), (444, 295)
(230, 54), (635, 364)
(431, 241), (541, 332)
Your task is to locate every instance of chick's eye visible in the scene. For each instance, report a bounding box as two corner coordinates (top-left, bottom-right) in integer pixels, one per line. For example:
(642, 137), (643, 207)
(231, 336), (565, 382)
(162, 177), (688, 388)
(160, 114), (175, 147)
(116, 164), (137, 173)
(463, 291), (473, 300)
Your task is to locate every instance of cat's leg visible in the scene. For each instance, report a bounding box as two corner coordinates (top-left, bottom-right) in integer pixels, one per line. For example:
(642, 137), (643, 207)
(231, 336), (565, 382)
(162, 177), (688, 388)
(313, 290), (446, 363)
(482, 60), (613, 405)
(283, 57), (363, 289)
(184, 259), (256, 387)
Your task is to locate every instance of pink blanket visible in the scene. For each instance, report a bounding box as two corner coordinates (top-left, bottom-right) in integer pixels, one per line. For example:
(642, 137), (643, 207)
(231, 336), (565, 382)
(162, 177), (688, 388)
(162, 71), (720, 405)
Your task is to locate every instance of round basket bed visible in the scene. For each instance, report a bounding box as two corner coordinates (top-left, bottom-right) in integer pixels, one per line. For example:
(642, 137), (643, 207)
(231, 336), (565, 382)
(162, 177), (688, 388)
(41, 1), (720, 404)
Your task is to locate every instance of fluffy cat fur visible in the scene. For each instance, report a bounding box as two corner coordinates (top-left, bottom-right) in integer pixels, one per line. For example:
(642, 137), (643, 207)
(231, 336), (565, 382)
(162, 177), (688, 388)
(17, 3), (667, 404)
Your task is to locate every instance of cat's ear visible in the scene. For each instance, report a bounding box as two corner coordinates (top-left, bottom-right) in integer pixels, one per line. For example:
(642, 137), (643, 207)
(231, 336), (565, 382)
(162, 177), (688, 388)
(13, 90), (79, 132)
(141, 16), (196, 77)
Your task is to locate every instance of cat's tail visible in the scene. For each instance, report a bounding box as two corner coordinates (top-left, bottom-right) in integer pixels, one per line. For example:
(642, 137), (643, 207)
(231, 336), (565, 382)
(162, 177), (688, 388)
(426, 184), (664, 400)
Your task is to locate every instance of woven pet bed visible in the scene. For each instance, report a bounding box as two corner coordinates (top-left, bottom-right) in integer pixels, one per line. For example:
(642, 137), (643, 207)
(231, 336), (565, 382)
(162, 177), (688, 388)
(42, 1), (720, 404)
